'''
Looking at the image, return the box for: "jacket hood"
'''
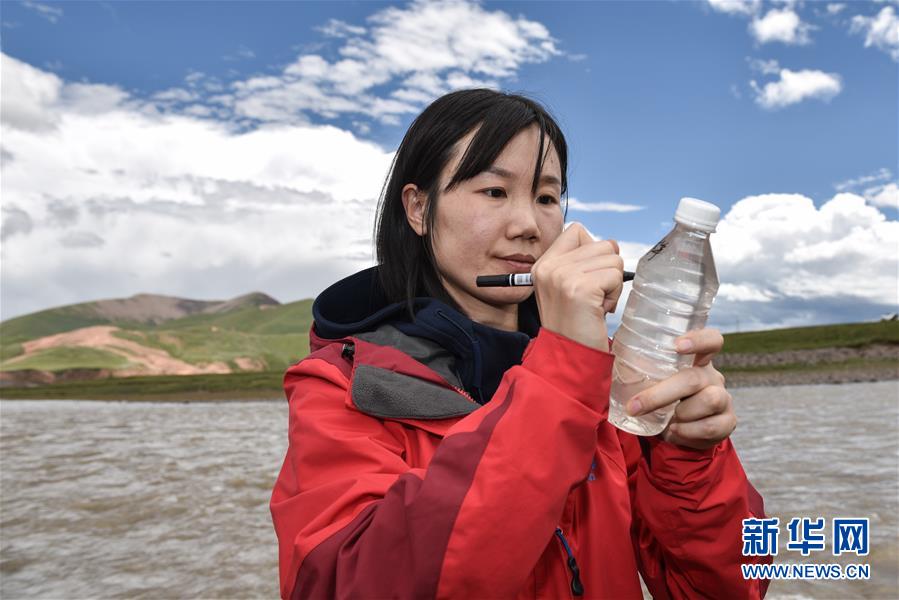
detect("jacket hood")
[311,266,541,404]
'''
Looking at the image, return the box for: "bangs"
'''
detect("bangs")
[444,99,568,198]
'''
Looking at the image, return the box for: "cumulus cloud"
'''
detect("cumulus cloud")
[707,193,898,330]
[706,0,761,16]
[0,52,395,320]
[567,198,645,213]
[138,0,562,129]
[833,168,898,210]
[850,6,899,61]
[750,68,842,109]
[865,182,899,210]
[826,4,847,15]
[749,7,814,45]
[610,192,898,333]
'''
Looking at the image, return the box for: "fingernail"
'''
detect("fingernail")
[676,339,693,352]
[627,398,643,415]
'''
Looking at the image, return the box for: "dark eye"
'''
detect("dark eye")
[484,188,506,198]
[537,195,559,205]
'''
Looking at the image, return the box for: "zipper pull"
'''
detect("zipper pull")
[555,527,584,596]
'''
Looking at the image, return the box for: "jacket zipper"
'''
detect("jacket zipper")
[555,527,584,597]
[342,340,477,405]
[448,383,478,404]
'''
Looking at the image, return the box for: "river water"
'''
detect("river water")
[1,381,897,599]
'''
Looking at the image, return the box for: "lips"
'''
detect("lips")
[498,254,536,272]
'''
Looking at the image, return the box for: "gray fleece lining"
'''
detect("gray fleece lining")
[352,364,479,420]
[354,324,462,389]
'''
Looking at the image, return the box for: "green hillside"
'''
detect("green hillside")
[1,286,896,400]
[720,320,899,354]
[0,292,287,344]
[3,347,134,371]
[0,295,314,376]
[157,298,314,334]
[0,305,129,346]
[109,328,309,373]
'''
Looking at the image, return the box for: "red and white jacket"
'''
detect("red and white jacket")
[271,324,771,599]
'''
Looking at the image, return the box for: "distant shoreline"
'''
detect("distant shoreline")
[1,349,896,401]
[722,363,898,388]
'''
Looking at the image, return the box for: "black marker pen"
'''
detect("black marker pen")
[476,271,635,287]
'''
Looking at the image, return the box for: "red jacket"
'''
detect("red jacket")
[271,326,771,599]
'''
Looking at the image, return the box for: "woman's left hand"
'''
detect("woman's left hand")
[624,328,736,450]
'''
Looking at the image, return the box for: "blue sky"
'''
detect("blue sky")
[1,0,897,331]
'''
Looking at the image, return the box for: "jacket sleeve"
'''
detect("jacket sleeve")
[618,429,773,599]
[270,328,612,600]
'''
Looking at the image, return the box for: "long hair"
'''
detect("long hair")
[373,88,569,318]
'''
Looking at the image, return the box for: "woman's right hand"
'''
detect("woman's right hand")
[530,223,624,352]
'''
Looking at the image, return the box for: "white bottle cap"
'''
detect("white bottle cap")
[674,197,720,232]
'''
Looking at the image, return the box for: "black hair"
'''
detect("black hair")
[373,88,569,318]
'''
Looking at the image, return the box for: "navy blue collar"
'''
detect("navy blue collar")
[312,266,540,403]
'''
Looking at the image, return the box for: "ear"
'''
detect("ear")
[401,183,427,236]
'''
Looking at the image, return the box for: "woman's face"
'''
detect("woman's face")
[405,125,565,320]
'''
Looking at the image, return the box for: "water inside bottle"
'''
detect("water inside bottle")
[609,225,718,436]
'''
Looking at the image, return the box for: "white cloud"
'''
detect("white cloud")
[0,53,395,321]
[850,6,899,61]
[567,198,645,213]
[865,182,899,210]
[750,68,842,109]
[749,7,814,45]
[7,0,561,137]
[21,0,63,23]
[834,168,892,192]
[204,0,560,127]
[317,18,367,38]
[707,0,761,16]
[832,169,898,209]
[0,53,64,132]
[718,283,776,302]
[712,193,899,304]
[608,191,898,332]
[827,4,847,15]
[747,57,781,74]
[611,192,898,332]
[706,193,898,329]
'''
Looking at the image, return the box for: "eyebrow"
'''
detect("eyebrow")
[484,166,561,186]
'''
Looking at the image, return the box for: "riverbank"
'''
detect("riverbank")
[1,346,896,401]
[715,343,899,388]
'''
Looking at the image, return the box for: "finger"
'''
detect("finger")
[541,240,620,275]
[553,259,623,302]
[672,386,732,423]
[540,222,596,259]
[578,252,624,275]
[667,412,737,446]
[626,367,714,416]
[674,328,724,367]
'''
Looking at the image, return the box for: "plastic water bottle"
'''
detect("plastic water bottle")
[609,197,721,436]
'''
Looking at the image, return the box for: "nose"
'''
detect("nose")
[505,195,540,241]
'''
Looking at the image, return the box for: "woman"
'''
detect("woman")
[271,89,771,599]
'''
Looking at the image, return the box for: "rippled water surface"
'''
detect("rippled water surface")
[1,381,897,599]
